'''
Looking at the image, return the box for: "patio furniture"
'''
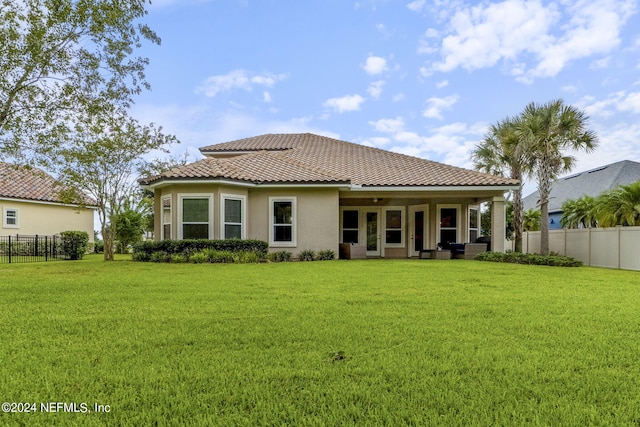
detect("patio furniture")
[453,242,489,260]
[419,249,452,260]
[339,243,367,259]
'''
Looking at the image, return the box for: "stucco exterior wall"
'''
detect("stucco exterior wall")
[0,199,94,240]
[247,187,340,253]
[154,184,340,254]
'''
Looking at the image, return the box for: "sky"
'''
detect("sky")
[132,0,640,196]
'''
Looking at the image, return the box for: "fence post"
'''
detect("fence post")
[35,234,39,259]
[45,235,48,261]
[8,235,11,264]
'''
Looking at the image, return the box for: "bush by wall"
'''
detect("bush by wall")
[132,239,268,263]
[59,231,90,260]
[474,251,583,267]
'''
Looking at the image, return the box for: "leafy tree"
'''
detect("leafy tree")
[472,117,531,252]
[113,198,146,253]
[595,182,640,227]
[523,208,541,231]
[55,105,176,261]
[0,0,158,162]
[560,195,597,229]
[517,100,598,254]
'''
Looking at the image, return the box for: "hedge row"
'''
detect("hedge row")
[132,239,268,262]
[474,251,583,267]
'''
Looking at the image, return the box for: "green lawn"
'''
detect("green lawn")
[1,256,639,426]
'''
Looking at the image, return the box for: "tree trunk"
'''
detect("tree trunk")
[102,223,115,261]
[537,159,553,255]
[513,188,523,253]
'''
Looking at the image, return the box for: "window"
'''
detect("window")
[341,209,359,243]
[162,197,171,240]
[269,197,296,246]
[469,206,479,242]
[221,194,246,239]
[438,205,460,244]
[3,208,18,228]
[385,208,404,246]
[179,195,212,239]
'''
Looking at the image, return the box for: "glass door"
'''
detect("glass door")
[409,204,429,257]
[365,210,381,257]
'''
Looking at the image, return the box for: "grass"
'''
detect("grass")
[1,256,640,426]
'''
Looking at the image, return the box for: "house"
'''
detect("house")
[139,133,519,257]
[0,163,95,239]
[522,160,640,229]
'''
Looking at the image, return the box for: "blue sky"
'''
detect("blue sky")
[133,0,640,195]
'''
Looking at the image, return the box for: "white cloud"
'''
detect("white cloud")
[423,95,460,120]
[323,94,366,113]
[362,55,388,75]
[421,0,635,83]
[263,92,272,103]
[369,117,405,133]
[367,80,385,99]
[196,70,288,97]
[580,90,640,118]
[436,80,449,88]
[392,93,406,102]
[407,0,426,12]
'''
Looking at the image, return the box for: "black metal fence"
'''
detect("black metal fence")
[0,235,64,264]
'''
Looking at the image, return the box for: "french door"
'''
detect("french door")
[364,209,381,257]
[408,205,429,257]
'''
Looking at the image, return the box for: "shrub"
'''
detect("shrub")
[132,239,268,261]
[268,251,291,263]
[299,249,315,261]
[474,251,583,267]
[150,251,169,263]
[189,252,209,264]
[170,254,187,263]
[236,251,264,264]
[59,230,90,260]
[318,250,335,261]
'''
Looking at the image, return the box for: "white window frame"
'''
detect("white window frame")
[220,193,247,240]
[468,205,480,242]
[3,207,19,229]
[177,194,213,240]
[269,196,297,247]
[383,206,405,248]
[437,204,461,244]
[161,196,172,240]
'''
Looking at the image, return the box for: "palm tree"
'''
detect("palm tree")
[560,195,598,228]
[523,208,541,231]
[595,182,640,227]
[472,117,530,252]
[517,100,598,254]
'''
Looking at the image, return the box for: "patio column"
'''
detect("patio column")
[491,196,505,253]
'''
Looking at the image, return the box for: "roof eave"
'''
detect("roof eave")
[347,184,521,192]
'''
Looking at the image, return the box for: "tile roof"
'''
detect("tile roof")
[142,133,519,188]
[0,163,95,205]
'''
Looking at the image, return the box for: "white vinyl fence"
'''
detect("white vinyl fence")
[517,227,640,271]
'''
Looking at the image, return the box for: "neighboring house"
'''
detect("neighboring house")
[139,133,519,257]
[523,160,640,229]
[0,163,95,239]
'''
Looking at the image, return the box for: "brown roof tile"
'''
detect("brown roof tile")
[0,163,96,205]
[141,133,519,188]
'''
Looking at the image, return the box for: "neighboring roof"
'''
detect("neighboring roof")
[0,163,95,206]
[523,160,640,213]
[141,133,519,188]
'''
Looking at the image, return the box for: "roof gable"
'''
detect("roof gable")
[142,133,519,188]
[523,160,640,212]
